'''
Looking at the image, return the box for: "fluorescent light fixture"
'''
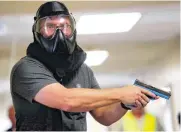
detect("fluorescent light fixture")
[85,50,109,66]
[77,12,141,34]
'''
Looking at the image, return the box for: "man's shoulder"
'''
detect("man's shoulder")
[80,63,92,73]
[79,63,96,80]
[15,56,44,67]
[11,56,47,76]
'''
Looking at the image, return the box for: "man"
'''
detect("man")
[10,1,158,131]
[108,107,164,131]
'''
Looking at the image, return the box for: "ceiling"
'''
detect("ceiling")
[0,1,179,43]
[0,1,180,87]
[0,1,177,14]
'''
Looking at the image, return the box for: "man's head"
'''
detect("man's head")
[33,1,76,54]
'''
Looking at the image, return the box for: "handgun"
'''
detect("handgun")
[134,79,171,100]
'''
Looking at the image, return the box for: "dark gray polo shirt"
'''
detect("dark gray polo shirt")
[10,56,100,131]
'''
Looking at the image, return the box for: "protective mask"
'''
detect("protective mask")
[33,2,77,54]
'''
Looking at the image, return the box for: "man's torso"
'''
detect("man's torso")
[10,56,96,131]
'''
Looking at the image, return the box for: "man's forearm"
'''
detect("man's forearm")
[35,83,124,112]
[64,88,123,112]
[90,103,127,126]
[36,83,153,113]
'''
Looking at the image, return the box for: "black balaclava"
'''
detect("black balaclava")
[33,1,76,54]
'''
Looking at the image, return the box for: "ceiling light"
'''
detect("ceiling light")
[77,12,141,34]
[85,50,109,66]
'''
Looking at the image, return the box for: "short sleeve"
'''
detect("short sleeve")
[86,65,100,89]
[10,57,58,103]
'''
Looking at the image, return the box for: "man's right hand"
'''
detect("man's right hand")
[119,85,158,108]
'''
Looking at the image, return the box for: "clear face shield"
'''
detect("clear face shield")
[35,14,75,39]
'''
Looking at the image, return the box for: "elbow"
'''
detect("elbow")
[106,122,113,126]
[95,116,114,126]
[103,119,120,126]
[99,115,116,126]
[101,121,113,126]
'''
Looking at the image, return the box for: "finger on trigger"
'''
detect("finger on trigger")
[141,93,150,103]
[141,89,156,98]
